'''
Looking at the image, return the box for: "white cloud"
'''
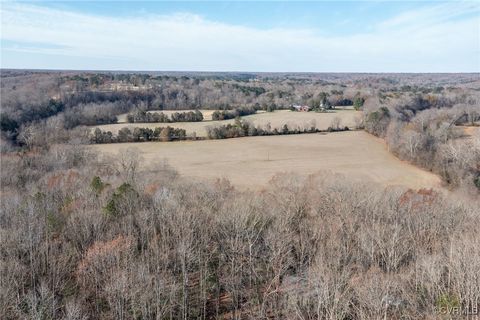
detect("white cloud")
[378,1,478,30]
[1,2,479,72]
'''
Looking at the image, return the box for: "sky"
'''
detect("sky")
[1,1,479,72]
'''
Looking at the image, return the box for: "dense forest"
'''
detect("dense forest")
[1,70,479,319]
[363,93,480,191]
[1,146,479,319]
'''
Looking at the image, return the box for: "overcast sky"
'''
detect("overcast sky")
[1,1,479,72]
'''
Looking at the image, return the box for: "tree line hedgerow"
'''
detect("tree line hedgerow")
[90,118,350,143]
[206,117,350,139]
[126,109,204,123]
[211,106,257,120]
[91,126,188,143]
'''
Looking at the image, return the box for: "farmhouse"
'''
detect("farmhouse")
[292,105,310,112]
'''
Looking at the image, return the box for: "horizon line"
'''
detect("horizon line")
[2,68,480,75]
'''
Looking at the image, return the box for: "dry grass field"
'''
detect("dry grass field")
[91,131,442,189]
[100,109,360,137]
[461,125,480,137]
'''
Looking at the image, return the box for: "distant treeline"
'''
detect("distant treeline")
[126,110,203,123]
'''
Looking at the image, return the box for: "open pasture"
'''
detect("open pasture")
[92,131,442,189]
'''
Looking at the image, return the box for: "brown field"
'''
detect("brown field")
[101,109,361,137]
[91,131,442,190]
[461,125,480,137]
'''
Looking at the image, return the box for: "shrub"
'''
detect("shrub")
[474,175,480,190]
[90,176,106,194]
[353,97,365,110]
[104,183,138,217]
